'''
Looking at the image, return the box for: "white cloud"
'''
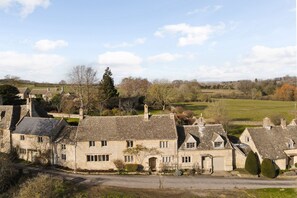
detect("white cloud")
[0,0,50,18]
[34,39,68,51]
[97,51,144,82]
[242,45,296,66]
[104,38,146,49]
[0,51,67,82]
[187,5,223,15]
[155,23,225,46]
[148,53,183,62]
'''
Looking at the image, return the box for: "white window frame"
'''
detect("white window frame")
[89,141,95,147]
[182,156,191,163]
[124,155,134,163]
[126,140,133,148]
[101,140,107,147]
[160,141,168,148]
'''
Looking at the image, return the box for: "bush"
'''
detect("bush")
[186,169,196,176]
[245,151,261,175]
[16,174,70,198]
[125,164,142,172]
[295,163,297,168]
[174,169,184,176]
[113,159,125,173]
[261,158,278,178]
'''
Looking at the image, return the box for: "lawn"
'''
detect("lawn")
[175,99,296,122]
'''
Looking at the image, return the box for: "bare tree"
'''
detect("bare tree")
[68,65,98,114]
[118,77,151,97]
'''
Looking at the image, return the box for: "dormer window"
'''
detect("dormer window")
[214,141,223,148]
[186,142,196,148]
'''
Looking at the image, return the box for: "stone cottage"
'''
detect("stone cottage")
[239,117,297,170]
[177,117,233,172]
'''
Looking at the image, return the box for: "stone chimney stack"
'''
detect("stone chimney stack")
[26,98,33,117]
[263,117,273,130]
[144,104,149,121]
[281,118,287,129]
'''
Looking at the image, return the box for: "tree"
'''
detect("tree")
[98,67,119,109]
[0,85,21,105]
[118,77,151,97]
[146,81,177,110]
[245,151,261,175]
[68,65,98,114]
[261,158,278,178]
[204,100,230,128]
[51,94,64,113]
[274,83,296,101]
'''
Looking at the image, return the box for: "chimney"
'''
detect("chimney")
[263,117,273,130]
[79,107,84,121]
[197,115,206,133]
[281,118,287,129]
[26,98,33,117]
[144,104,149,121]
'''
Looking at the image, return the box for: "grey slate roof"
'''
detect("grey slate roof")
[177,124,232,150]
[246,125,297,160]
[76,114,177,141]
[13,117,67,138]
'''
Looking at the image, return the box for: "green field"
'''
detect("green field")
[175,99,296,122]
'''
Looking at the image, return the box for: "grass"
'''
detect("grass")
[76,186,297,198]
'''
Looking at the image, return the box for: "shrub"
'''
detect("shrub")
[261,158,278,178]
[245,151,261,175]
[113,159,125,173]
[16,174,69,198]
[174,169,184,176]
[186,169,196,176]
[125,164,139,172]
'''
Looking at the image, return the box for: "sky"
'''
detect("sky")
[0,0,296,84]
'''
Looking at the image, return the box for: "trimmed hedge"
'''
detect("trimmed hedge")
[261,158,277,178]
[124,164,143,172]
[245,151,261,175]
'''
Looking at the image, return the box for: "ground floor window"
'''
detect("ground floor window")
[162,156,172,163]
[182,156,191,163]
[124,155,134,163]
[61,154,66,160]
[86,154,109,162]
[19,148,26,154]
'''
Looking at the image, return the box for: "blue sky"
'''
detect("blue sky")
[0,0,296,83]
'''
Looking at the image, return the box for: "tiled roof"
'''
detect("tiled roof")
[0,105,28,130]
[55,126,77,144]
[76,114,177,141]
[177,124,232,150]
[246,125,297,160]
[13,117,66,138]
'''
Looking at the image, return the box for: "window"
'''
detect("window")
[20,135,25,141]
[61,154,66,160]
[38,136,43,143]
[186,142,196,148]
[126,140,133,148]
[89,141,95,147]
[214,141,223,148]
[19,148,26,154]
[86,154,109,162]
[124,155,134,163]
[101,140,107,147]
[61,144,66,150]
[182,156,191,163]
[162,156,171,163]
[245,136,249,142]
[160,141,168,148]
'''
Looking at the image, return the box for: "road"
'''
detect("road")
[24,166,297,190]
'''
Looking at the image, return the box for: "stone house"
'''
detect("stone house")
[177,117,233,172]
[58,110,178,171]
[239,117,297,170]
[29,87,63,101]
[17,87,30,99]
[12,117,67,163]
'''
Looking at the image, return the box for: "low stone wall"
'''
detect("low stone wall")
[48,113,80,119]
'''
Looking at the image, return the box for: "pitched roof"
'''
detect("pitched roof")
[245,125,297,160]
[0,105,28,130]
[55,126,77,144]
[76,114,177,141]
[17,87,29,94]
[13,117,66,138]
[177,124,232,150]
